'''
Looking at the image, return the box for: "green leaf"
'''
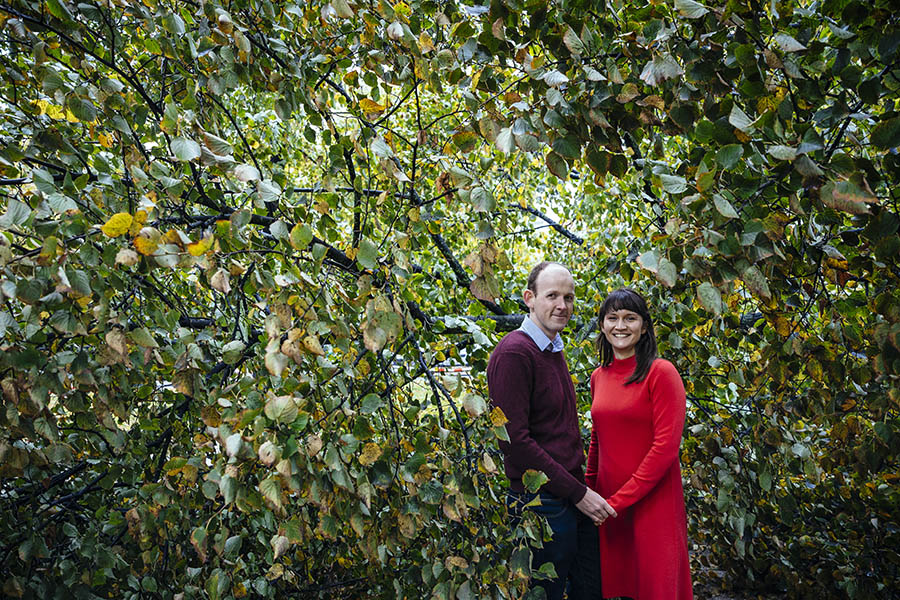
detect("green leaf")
[363,310,402,351]
[495,127,514,154]
[129,327,159,348]
[563,27,584,55]
[656,258,678,287]
[767,145,797,161]
[46,0,75,21]
[697,282,723,315]
[332,0,355,18]
[172,137,201,162]
[793,155,824,178]
[716,144,744,169]
[449,167,472,188]
[0,199,31,229]
[728,105,754,132]
[202,132,234,156]
[219,475,237,504]
[360,393,384,414]
[265,395,299,424]
[713,194,739,219]
[543,70,569,87]
[67,97,96,123]
[222,340,246,364]
[871,117,900,149]
[639,54,684,86]
[674,0,709,18]
[258,180,281,203]
[660,174,687,194]
[827,22,855,40]
[269,220,289,242]
[470,187,496,212]
[371,136,394,158]
[774,33,806,53]
[357,237,378,269]
[260,476,283,509]
[462,393,487,417]
[637,250,659,272]
[67,269,91,296]
[452,131,479,153]
[233,163,261,182]
[742,265,771,300]
[162,12,186,35]
[290,223,313,249]
[791,443,810,459]
[522,469,549,492]
[515,133,541,152]
[225,433,243,457]
[759,469,772,492]
[820,181,876,214]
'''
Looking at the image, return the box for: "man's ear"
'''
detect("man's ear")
[522,288,534,309]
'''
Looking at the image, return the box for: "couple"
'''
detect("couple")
[487,262,692,600]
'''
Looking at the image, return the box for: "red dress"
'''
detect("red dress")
[587,356,693,600]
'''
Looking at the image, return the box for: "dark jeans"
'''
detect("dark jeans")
[508,492,602,600]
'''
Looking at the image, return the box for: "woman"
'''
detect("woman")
[586,288,692,599]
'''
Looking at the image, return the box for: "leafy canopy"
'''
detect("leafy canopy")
[1,0,899,598]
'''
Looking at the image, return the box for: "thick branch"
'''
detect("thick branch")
[516,205,584,245]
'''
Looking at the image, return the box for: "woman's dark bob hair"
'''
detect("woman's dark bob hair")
[594,288,658,384]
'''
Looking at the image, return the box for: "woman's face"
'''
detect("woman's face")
[601,308,646,359]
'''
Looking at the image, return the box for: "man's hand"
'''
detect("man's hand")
[575,488,617,526]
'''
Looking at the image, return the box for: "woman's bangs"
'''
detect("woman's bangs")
[601,289,645,316]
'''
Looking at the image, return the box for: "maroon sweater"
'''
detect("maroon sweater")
[486,330,587,502]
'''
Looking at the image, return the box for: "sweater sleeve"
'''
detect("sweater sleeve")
[488,346,587,503]
[585,371,599,491]
[607,360,686,512]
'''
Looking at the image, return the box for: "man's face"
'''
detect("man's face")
[523,265,575,339]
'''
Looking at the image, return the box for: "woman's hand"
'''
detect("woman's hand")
[575,488,617,526]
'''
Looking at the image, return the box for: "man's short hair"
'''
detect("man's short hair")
[526,261,568,293]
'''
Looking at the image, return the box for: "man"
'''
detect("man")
[487,261,616,600]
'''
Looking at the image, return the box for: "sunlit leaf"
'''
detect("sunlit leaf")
[697,282,723,315]
[674,0,709,18]
[101,213,133,237]
[172,137,201,162]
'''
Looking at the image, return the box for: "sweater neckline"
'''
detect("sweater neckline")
[608,354,638,372]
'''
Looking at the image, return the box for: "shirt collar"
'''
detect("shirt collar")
[519,316,564,353]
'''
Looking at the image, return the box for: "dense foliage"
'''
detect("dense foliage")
[1,0,898,598]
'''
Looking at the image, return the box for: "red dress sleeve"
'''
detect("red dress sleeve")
[585,372,599,490]
[607,360,686,512]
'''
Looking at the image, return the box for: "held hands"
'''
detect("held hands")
[575,488,617,526]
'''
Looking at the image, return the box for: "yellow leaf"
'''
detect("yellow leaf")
[133,209,148,226]
[418,31,435,53]
[133,228,160,255]
[489,406,508,427]
[303,335,325,356]
[187,235,214,256]
[445,556,469,569]
[769,314,791,336]
[442,500,461,522]
[100,213,133,237]
[358,442,382,466]
[470,68,482,90]
[397,513,415,538]
[359,98,386,113]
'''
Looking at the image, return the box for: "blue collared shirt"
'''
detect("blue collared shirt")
[519,315,565,353]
